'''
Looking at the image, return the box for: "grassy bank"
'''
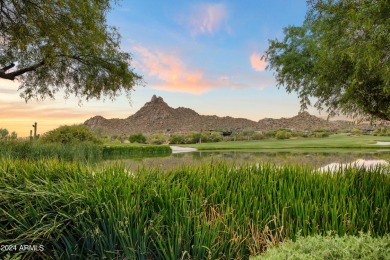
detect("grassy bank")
[1,159,388,259]
[183,134,390,150]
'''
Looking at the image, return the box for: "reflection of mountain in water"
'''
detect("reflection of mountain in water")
[318,159,389,173]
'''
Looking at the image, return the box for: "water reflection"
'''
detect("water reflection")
[318,159,389,173]
[104,150,390,171]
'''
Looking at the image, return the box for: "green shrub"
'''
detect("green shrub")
[40,125,102,144]
[128,133,147,144]
[311,131,330,138]
[275,130,292,140]
[188,132,203,143]
[291,131,306,138]
[372,128,390,136]
[351,129,363,135]
[380,128,389,136]
[148,134,168,145]
[184,132,221,143]
[251,132,265,140]
[265,130,276,138]
[169,135,186,144]
[208,132,222,142]
[253,232,390,260]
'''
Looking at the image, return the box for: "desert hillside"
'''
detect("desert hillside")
[84,95,357,134]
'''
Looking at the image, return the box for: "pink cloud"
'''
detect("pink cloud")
[186,3,229,36]
[250,53,267,71]
[132,46,274,94]
[133,45,222,94]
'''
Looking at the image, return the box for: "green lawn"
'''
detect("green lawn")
[182,134,390,150]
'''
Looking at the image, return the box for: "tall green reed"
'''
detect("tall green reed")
[0,141,102,162]
[0,159,388,259]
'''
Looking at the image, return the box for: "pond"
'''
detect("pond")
[104,149,390,171]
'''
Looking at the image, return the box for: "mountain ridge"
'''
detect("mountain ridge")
[84,95,355,134]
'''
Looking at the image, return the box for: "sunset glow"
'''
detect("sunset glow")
[1,1,312,136]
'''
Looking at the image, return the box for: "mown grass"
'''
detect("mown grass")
[0,159,389,259]
[184,134,390,150]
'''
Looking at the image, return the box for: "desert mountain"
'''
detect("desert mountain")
[257,111,352,131]
[84,95,353,134]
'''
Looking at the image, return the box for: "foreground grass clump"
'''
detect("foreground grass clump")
[252,232,390,260]
[0,159,389,259]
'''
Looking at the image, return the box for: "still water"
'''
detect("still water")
[105,150,390,171]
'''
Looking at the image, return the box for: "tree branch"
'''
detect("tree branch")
[0,63,15,72]
[0,61,44,80]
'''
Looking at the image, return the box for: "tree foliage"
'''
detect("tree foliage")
[264,0,390,121]
[40,125,102,144]
[0,128,9,140]
[0,0,141,101]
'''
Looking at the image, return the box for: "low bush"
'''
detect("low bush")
[372,128,390,136]
[169,132,222,144]
[351,129,363,136]
[208,132,222,142]
[253,232,390,260]
[251,132,265,140]
[128,133,147,144]
[169,135,186,144]
[148,134,169,145]
[311,131,330,138]
[265,130,276,138]
[275,130,292,140]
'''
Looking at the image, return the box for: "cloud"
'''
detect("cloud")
[133,45,221,94]
[132,45,275,94]
[250,53,267,71]
[184,3,229,36]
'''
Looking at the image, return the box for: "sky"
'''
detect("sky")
[0,0,324,137]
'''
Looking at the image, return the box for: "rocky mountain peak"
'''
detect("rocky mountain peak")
[150,95,164,103]
[297,111,311,117]
[84,95,356,134]
[131,95,174,120]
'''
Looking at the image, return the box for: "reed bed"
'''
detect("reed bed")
[0,142,172,162]
[0,142,102,162]
[0,159,389,259]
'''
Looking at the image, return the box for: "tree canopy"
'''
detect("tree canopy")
[0,0,141,101]
[264,0,390,121]
[40,124,102,144]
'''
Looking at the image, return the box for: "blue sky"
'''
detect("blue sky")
[1,0,319,136]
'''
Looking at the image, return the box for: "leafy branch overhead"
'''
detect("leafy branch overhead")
[0,0,142,101]
[264,0,390,121]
